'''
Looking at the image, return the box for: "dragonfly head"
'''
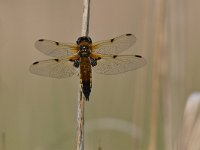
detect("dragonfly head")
[76,36,92,45]
[77,36,92,57]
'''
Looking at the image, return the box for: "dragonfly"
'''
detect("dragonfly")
[29,34,146,100]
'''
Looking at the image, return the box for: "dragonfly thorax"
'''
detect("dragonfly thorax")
[79,45,91,57]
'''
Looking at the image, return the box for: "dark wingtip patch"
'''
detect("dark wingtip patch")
[38,39,44,42]
[55,42,59,45]
[126,33,132,36]
[135,55,142,58]
[110,38,114,43]
[54,59,59,62]
[113,55,117,58]
[33,61,39,65]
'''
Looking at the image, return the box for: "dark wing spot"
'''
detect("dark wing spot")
[38,39,44,42]
[135,55,142,58]
[33,61,39,65]
[110,38,114,43]
[113,55,117,58]
[55,41,59,45]
[54,59,59,62]
[95,57,101,60]
[96,57,101,60]
[126,33,132,36]
[69,58,74,62]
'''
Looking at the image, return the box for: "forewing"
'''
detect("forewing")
[93,55,146,75]
[29,58,78,78]
[92,34,136,55]
[35,39,77,57]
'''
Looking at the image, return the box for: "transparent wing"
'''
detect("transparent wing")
[35,39,77,57]
[92,34,136,55]
[29,58,78,78]
[93,55,146,75]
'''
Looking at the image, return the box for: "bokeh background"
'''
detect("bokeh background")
[0,0,200,150]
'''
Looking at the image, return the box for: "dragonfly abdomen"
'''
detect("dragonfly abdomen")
[80,57,92,100]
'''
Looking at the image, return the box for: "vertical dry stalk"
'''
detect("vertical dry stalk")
[77,91,85,150]
[148,0,166,150]
[162,0,186,149]
[1,132,6,150]
[82,0,90,37]
[77,0,90,150]
[175,93,200,150]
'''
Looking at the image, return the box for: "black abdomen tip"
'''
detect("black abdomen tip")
[82,80,91,101]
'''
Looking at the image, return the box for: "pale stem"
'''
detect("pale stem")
[77,0,90,150]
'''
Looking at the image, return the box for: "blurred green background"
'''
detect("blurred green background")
[0,0,200,150]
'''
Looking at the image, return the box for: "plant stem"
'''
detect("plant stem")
[77,0,90,150]
[77,91,85,150]
[81,0,90,36]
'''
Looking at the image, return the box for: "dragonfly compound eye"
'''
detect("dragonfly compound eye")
[76,36,92,45]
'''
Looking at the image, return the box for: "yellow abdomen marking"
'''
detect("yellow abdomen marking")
[80,57,92,100]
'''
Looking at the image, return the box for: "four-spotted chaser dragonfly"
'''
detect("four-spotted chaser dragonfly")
[29,34,146,100]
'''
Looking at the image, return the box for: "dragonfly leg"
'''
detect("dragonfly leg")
[90,58,97,67]
[73,60,80,68]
